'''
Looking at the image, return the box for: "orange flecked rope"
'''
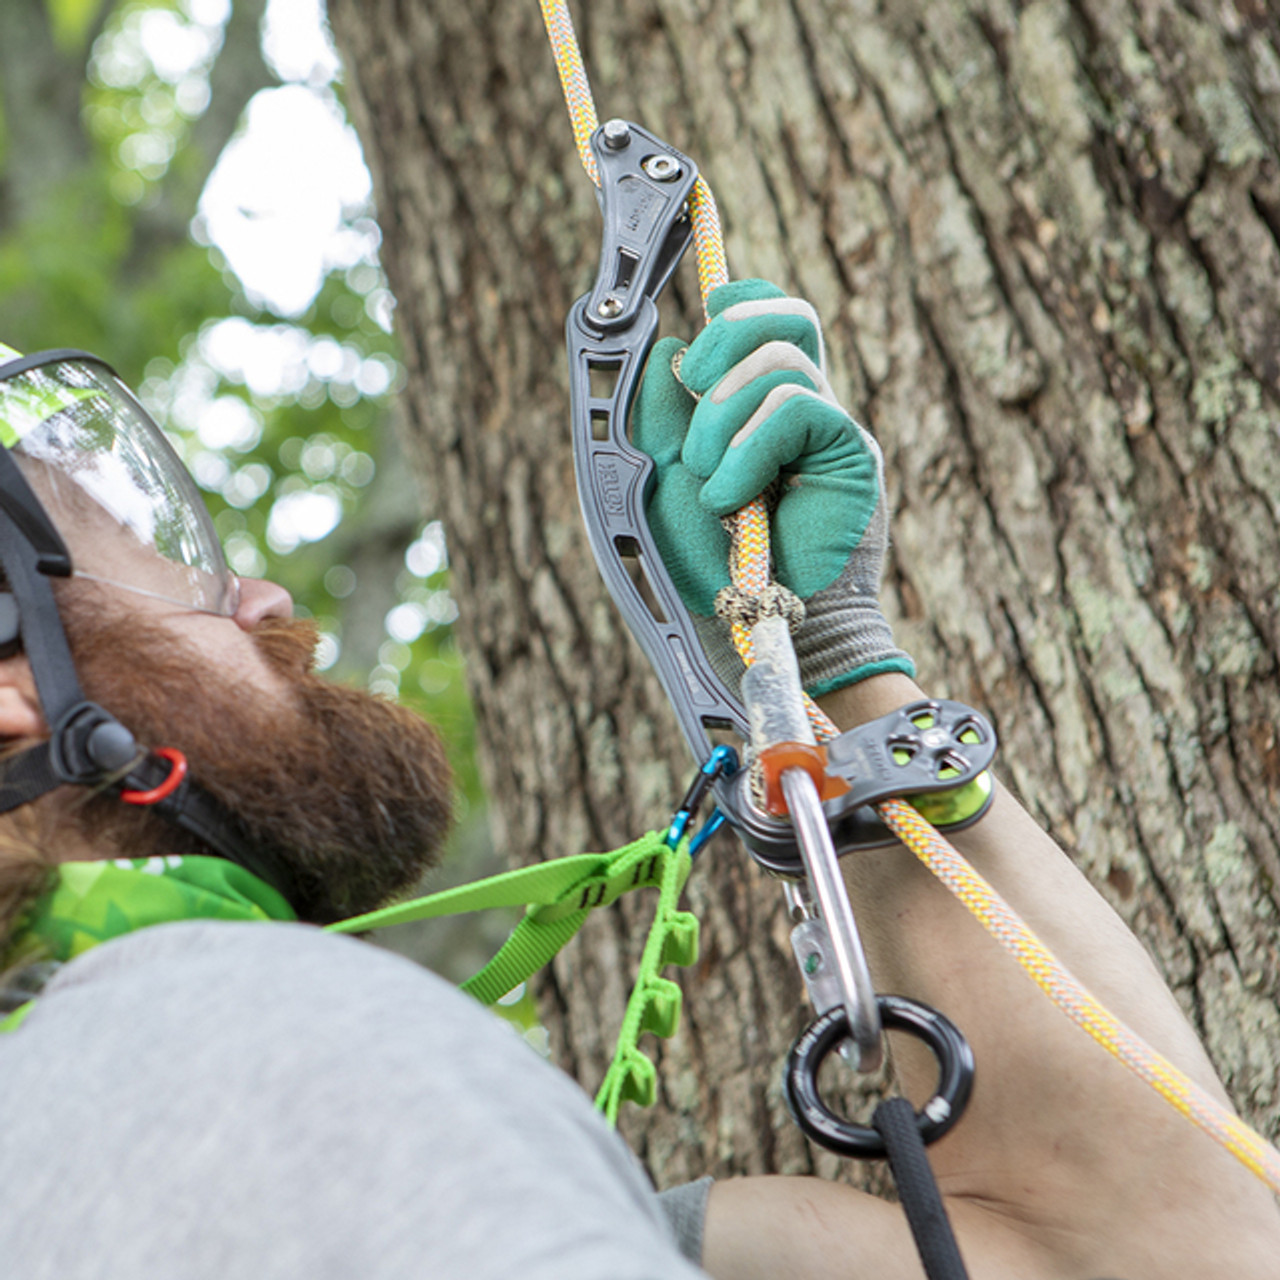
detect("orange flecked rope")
[880,796,1280,1190]
[538,0,1280,1196]
[688,177,729,303]
[538,0,726,319]
[538,0,598,182]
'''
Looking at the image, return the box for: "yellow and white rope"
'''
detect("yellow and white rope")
[689,177,729,304]
[879,796,1280,1190]
[539,0,726,319]
[538,0,599,185]
[538,0,1280,1196]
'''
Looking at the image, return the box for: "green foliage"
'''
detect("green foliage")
[44,0,111,54]
[0,0,483,818]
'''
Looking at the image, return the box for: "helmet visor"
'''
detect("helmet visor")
[0,354,240,617]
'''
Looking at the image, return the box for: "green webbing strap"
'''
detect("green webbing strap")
[0,836,698,1123]
[326,829,699,1120]
[0,1001,34,1033]
[594,830,696,1123]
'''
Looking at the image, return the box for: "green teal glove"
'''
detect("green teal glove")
[632,279,915,698]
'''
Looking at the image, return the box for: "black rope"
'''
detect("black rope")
[872,1096,970,1280]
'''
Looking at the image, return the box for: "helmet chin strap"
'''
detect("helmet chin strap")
[0,479,301,910]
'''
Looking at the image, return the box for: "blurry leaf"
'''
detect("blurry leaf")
[2,0,486,833]
[44,0,110,54]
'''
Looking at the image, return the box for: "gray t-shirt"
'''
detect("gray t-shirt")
[0,920,710,1279]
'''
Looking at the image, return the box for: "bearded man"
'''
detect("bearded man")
[0,318,1275,1280]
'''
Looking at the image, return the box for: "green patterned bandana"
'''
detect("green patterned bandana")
[4,855,295,977]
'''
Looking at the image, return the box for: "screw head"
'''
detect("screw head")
[597,295,624,319]
[601,119,631,150]
[87,721,138,771]
[642,154,682,182]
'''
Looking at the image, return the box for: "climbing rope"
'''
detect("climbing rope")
[539,0,1280,1196]
[539,0,728,309]
[878,795,1280,1190]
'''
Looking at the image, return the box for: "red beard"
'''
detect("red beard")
[40,604,456,925]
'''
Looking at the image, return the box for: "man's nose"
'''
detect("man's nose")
[233,578,294,630]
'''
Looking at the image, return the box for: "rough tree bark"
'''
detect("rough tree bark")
[329,0,1280,1190]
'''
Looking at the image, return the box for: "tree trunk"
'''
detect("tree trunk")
[328,0,1280,1188]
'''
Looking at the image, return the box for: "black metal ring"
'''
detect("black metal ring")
[784,994,975,1159]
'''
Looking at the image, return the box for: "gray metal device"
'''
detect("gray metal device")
[564,121,997,869]
[565,125,754,798]
[565,121,820,864]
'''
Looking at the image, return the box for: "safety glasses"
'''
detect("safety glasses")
[0,350,240,618]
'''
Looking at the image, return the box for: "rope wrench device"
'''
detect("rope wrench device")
[565,119,991,1157]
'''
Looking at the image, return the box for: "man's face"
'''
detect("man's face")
[0,379,454,932]
[46,576,456,925]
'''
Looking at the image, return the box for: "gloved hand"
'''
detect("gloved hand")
[631,279,914,698]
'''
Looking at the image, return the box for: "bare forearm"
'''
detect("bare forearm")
[801,673,1280,1276]
[817,673,1222,1107]
[704,676,1279,1280]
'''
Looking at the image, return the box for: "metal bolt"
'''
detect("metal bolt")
[87,721,139,771]
[597,295,624,319]
[602,119,632,150]
[642,154,682,182]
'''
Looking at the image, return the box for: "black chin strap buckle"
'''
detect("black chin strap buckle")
[49,702,141,785]
[0,702,141,817]
[0,703,302,914]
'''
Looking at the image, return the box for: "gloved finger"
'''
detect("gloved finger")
[772,470,881,598]
[680,289,827,396]
[681,340,834,477]
[705,278,790,320]
[704,339,836,408]
[630,336,693,467]
[697,388,870,514]
[645,463,730,616]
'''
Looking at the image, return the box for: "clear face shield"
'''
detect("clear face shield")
[0,351,240,618]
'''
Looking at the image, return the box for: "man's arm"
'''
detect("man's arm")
[702,673,1280,1280]
[633,280,1279,1278]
